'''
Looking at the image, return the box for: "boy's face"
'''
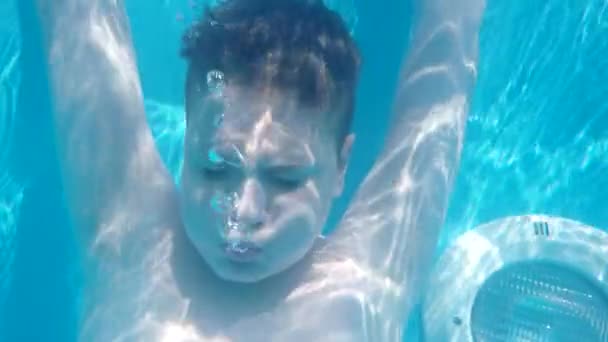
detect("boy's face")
[179,76,353,283]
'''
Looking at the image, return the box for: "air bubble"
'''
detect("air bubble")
[187,30,200,41]
[227,210,240,232]
[213,113,225,127]
[209,191,238,214]
[207,147,224,165]
[207,70,225,96]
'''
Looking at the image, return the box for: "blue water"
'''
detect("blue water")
[1,0,607,341]
[443,1,608,250]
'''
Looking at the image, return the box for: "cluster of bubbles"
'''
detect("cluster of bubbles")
[209,190,247,240]
[204,69,252,242]
[206,69,225,95]
[147,63,250,248]
[206,69,226,127]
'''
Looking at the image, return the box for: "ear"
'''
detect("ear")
[333,133,356,197]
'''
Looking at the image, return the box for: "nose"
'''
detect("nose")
[235,178,267,228]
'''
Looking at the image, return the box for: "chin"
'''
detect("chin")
[219,272,269,283]
[211,261,276,283]
[210,251,307,284]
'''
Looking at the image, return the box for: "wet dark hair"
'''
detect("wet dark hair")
[181,0,361,143]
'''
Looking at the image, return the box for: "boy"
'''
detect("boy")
[35,0,484,340]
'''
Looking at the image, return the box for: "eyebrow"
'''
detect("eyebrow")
[265,164,319,179]
[209,139,316,168]
[259,150,316,167]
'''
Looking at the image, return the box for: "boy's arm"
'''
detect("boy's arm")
[323,0,485,318]
[36,0,177,254]
[36,0,183,341]
[35,1,184,339]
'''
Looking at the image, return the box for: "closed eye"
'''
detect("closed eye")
[265,166,316,187]
[202,164,228,179]
[273,175,304,187]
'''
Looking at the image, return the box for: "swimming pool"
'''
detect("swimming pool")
[1,0,607,341]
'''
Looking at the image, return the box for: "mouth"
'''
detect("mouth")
[222,240,263,262]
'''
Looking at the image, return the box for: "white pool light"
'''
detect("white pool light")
[422,215,608,341]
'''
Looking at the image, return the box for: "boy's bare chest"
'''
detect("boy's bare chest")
[177,290,367,342]
[177,265,372,342]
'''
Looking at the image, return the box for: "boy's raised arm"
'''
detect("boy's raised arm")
[325,0,485,324]
[35,1,185,339]
[35,0,176,251]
